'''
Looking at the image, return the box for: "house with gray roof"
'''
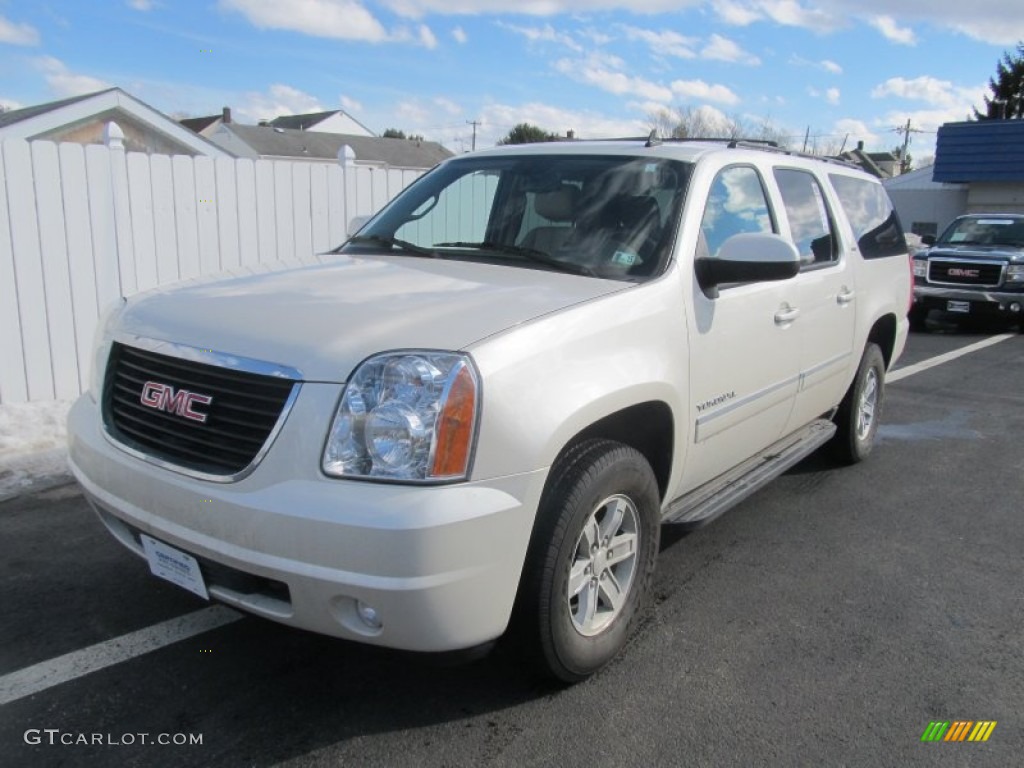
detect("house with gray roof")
[0,87,228,157]
[268,109,374,136]
[209,123,452,171]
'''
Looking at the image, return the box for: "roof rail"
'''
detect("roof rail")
[575,135,863,169]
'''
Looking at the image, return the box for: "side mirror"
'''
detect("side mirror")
[695,232,801,298]
[921,235,936,246]
[347,215,370,237]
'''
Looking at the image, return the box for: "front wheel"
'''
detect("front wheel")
[515,440,660,683]
[830,343,886,465]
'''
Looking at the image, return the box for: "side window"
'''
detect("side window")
[774,169,837,265]
[829,173,907,259]
[698,166,774,259]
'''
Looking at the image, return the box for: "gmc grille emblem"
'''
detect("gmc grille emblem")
[140,381,213,423]
[947,267,981,278]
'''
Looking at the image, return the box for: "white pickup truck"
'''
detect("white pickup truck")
[68,138,911,682]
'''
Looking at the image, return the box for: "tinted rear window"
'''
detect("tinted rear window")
[829,174,907,259]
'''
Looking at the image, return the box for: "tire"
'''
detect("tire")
[830,343,886,465]
[908,305,929,332]
[515,439,660,683]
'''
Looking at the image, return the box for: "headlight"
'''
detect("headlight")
[1006,264,1024,283]
[912,259,928,278]
[88,297,127,401]
[322,352,480,482]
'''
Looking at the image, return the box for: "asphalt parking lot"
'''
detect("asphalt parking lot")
[2,325,1022,768]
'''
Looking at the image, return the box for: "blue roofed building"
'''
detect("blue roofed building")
[932,119,1024,214]
[886,119,1024,241]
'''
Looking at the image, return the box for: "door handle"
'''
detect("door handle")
[774,306,801,325]
[837,288,856,306]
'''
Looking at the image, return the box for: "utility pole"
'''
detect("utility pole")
[466,119,480,152]
[894,119,926,174]
[802,125,810,153]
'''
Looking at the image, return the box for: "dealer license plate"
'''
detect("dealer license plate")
[140,534,209,600]
[947,300,971,313]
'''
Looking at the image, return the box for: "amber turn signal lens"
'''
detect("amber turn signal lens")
[431,365,477,479]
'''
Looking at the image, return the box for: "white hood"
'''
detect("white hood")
[117,254,627,381]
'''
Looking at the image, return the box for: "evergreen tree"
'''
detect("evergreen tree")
[497,123,558,144]
[974,43,1024,119]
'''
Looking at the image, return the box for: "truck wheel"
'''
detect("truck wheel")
[908,305,929,332]
[517,439,660,683]
[830,343,886,465]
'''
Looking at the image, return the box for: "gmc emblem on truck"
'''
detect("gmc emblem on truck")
[947,267,981,278]
[140,381,213,423]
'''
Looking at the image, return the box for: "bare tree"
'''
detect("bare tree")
[649,107,791,147]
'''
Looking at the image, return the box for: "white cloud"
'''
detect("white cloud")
[34,57,110,97]
[127,0,156,10]
[701,33,760,65]
[500,22,582,52]
[418,24,437,48]
[821,59,842,74]
[397,99,430,125]
[869,15,916,46]
[945,14,1024,46]
[555,56,674,103]
[715,1,762,25]
[757,0,841,32]
[0,98,24,111]
[0,15,40,45]
[434,96,462,116]
[237,83,324,121]
[220,0,389,42]
[340,94,362,112]
[826,87,840,105]
[871,76,983,110]
[670,79,740,105]
[452,25,467,44]
[621,25,697,59]
[833,118,879,148]
[478,101,647,147]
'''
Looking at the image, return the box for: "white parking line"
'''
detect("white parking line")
[888,333,1015,383]
[0,605,240,706]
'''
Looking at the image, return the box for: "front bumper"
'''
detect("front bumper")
[914,284,1024,314]
[68,389,546,652]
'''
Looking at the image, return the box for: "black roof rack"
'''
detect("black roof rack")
[586,134,860,169]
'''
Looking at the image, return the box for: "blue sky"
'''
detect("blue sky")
[0,1,1019,162]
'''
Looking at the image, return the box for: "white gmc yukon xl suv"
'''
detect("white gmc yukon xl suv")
[68,139,911,682]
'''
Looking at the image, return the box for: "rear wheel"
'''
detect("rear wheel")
[515,439,660,683]
[830,343,886,465]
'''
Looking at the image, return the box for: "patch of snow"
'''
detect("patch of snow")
[0,400,74,502]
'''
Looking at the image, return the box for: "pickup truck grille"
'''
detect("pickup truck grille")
[927,259,1004,287]
[102,342,298,478]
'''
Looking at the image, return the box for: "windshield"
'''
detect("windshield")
[341,154,692,281]
[937,217,1024,248]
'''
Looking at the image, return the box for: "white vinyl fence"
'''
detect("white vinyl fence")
[0,138,422,404]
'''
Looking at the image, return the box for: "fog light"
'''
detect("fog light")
[356,600,382,630]
[1010,302,1022,313]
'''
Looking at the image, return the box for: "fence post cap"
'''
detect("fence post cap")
[103,121,125,150]
[337,144,355,167]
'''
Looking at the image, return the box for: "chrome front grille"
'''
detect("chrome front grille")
[103,342,299,479]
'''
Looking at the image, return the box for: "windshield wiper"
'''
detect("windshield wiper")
[347,234,438,258]
[432,241,595,277]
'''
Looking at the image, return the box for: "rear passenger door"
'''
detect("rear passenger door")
[773,167,857,434]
